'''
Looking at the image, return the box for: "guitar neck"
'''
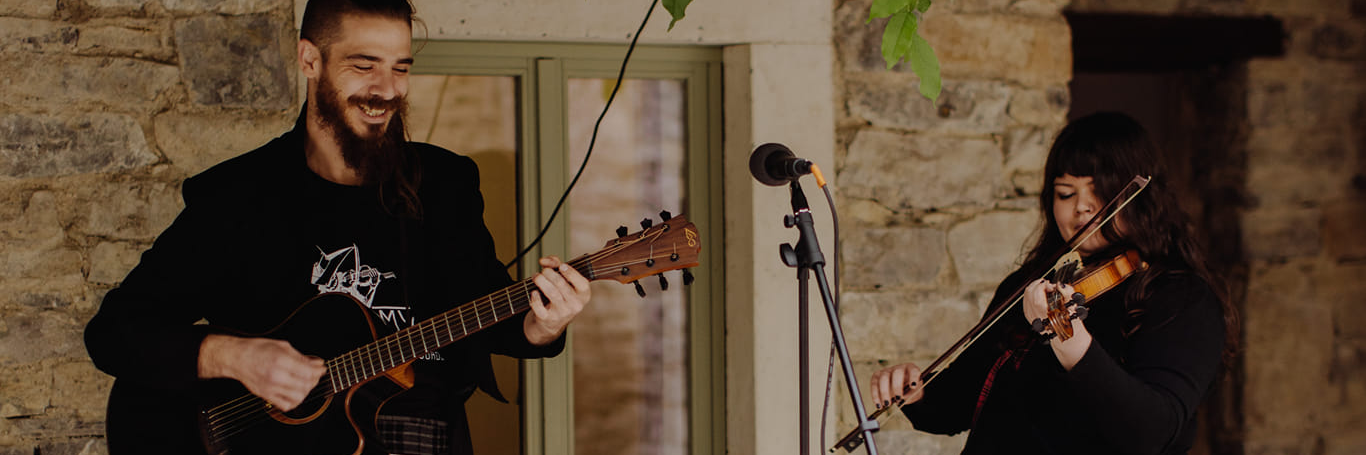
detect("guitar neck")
[323,258,594,392]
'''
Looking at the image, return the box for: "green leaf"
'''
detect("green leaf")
[917,0,932,13]
[663,0,691,31]
[908,32,942,104]
[880,10,918,70]
[869,0,913,22]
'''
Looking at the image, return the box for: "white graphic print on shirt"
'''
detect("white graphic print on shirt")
[311,244,443,361]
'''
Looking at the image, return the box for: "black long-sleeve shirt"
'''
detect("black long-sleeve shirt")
[904,267,1225,455]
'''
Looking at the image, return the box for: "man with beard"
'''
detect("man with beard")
[82,1,591,454]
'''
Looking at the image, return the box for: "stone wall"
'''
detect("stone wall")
[0,1,297,453]
[832,0,1072,452]
[834,0,1366,454]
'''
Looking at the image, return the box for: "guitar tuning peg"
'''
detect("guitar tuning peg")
[640,218,653,229]
[633,280,647,298]
[659,210,672,221]
[616,226,629,237]
[658,274,669,291]
[682,269,695,286]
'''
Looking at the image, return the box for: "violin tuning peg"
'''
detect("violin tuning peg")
[633,280,646,298]
[682,269,695,286]
[1071,292,1085,306]
[640,218,653,229]
[616,226,629,238]
[659,210,672,221]
[1073,306,1089,321]
[658,274,669,291]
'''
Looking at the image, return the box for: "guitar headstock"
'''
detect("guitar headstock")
[579,212,701,285]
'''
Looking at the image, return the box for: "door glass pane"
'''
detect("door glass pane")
[406,74,522,455]
[568,78,689,455]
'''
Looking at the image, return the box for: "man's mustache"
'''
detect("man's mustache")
[349,94,404,112]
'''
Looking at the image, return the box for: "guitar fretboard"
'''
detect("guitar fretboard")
[321,260,594,393]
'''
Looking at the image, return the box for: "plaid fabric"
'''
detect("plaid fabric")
[376,415,450,455]
[970,348,1025,428]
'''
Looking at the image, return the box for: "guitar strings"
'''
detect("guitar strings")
[202,230,692,442]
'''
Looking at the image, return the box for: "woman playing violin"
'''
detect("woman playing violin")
[868,112,1238,454]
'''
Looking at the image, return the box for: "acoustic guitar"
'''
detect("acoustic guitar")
[108,214,701,455]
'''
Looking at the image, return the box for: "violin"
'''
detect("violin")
[830,175,1152,453]
[1032,249,1146,341]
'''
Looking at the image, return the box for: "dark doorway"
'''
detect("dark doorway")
[1065,11,1285,455]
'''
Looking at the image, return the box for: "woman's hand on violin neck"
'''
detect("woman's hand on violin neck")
[1023,279,1092,370]
[869,362,926,410]
[1022,279,1069,324]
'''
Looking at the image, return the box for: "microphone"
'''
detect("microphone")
[749,143,813,186]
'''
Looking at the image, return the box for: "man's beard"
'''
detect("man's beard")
[313,73,410,186]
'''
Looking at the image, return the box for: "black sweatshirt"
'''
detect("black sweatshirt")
[84,115,563,454]
[903,266,1225,455]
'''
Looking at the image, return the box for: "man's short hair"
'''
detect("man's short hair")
[300,0,415,56]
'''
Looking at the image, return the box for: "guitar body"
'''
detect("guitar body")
[107,293,412,455]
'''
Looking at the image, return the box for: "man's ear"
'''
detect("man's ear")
[299,39,322,79]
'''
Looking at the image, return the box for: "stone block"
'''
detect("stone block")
[0,311,85,365]
[1307,20,1366,61]
[154,110,294,176]
[1245,127,1354,207]
[1066,0,1184,14]
[947,210,1038,286]
[4,55,179,110]
[0,0,56,17]
[841,291,985,361]
[1323,263,1366,340]
[1240,207,1322,260]
[843,227,947,288]
[843,198,898,227]
[1247,60,1366,130]
[0,191,85,292]
[0,18,77,53]
[161,0,286,15]
[0,362,50,418]
[1006,85,1068,126]
[840,129,1005,209]
[74,22,173,62]
[1004,126,1055,193]
[1244,261,1335,435]
[174,15,293,109]
[1322,202,1366,262]
[835,2,1072,86]
[68,179,182,240]
[88,241,145,285]
[48,362,113,422]
[1249,0,1353,17]
[846,73,1011,135]
[0,113,157,179]
[35,440,108,455]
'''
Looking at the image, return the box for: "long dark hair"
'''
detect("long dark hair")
[1021,112,1238,365]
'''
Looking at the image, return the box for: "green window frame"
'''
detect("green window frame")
[411,41,725,455]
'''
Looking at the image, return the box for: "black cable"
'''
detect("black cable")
[819,184,843,452]
[506,0,661,270]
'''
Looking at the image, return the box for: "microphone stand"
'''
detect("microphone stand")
[779,180,879,455]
